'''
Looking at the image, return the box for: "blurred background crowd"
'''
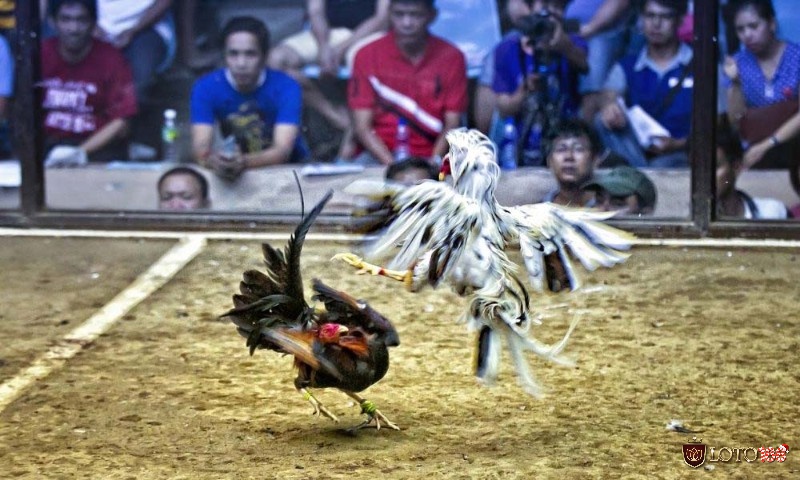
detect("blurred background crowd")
[0,0,799,218]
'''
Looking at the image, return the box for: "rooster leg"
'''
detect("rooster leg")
[343,391,400,431]
[299,388,339,423]
[332,253,412,289]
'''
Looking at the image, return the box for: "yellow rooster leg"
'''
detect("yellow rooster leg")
[299,388,339,423]
[344,391,400,431]
[332,253,413,289]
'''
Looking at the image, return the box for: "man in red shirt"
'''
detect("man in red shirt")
[41,0,138,165]
[347,0,467,166]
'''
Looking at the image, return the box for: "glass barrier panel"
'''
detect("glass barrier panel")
[717,0,800,221]
[33,0,717,222]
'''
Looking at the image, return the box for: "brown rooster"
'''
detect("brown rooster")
[223,190,400,430]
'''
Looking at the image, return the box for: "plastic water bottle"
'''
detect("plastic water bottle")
[499,118,518,170]
[394,117,410,162]
[161,109,178,163]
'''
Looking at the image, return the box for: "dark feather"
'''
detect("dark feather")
[312,279,400,347]
[475,325,493,379]
[221,191,333,350]
[283,190,334,301]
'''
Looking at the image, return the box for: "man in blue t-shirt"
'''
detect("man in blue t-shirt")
[595,0,692,168]
[191,16,306,179]
[492,0,588,166]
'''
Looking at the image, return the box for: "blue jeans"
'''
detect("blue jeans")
[579,25,629,94]
[123,27,168,104]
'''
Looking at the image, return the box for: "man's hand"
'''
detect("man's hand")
[207,136,245,180]
[600,102,627,130]
[548,20,570,54]
[318,44,343,76]
[743,139,771,170]
[646,136,684,155]
[110,28,136,49]
[523,72,542,92]
[44,145,88,168]
[206,151,246,180]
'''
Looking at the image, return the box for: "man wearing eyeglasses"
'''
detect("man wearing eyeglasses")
[594,0,692,168]
[541,118,601,207]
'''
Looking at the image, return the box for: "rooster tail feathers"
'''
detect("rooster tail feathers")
[282,189,334,301]
[520,315,580,368]
[475,326,501,387]
[222,293,297,319]
[504,330,544,398]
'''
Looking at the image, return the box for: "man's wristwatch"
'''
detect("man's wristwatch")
[770,135,780,147]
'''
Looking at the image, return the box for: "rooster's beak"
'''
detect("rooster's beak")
[336,325,349,335]
[438,155,451,181]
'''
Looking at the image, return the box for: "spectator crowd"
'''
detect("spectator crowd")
[0,0,798,217]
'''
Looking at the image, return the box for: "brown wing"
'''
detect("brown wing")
[312,279,400,347]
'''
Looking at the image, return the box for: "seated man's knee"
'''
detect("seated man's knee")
[268,45,304,71]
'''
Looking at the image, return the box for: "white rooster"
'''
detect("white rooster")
[335,128,634,397]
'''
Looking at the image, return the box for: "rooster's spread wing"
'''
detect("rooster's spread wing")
[502,203,635,292]
[362,180,482,286]
[312,279,400,347]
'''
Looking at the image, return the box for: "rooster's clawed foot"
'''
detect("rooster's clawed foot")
[300,388,339,423]
[332,253,412,288]
[342,393,400,432]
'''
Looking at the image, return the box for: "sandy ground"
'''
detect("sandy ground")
[0,237,798,479]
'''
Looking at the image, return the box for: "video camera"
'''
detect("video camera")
[518,9,580,47]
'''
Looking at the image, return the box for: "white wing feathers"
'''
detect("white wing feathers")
[363,181,481,273]
[504,203,635,292]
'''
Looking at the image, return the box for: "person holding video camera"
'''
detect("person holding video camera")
[594,0,692,168]
[492,0,588,167]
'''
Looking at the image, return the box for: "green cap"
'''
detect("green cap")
[583,166,657,209]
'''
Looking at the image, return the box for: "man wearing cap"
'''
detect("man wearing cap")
[583,165,657,215]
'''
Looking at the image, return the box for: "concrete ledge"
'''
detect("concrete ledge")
[4,163,786,218]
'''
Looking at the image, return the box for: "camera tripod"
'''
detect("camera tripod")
[515,51,564,167]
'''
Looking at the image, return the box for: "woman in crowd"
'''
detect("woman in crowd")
[723,0,800,169]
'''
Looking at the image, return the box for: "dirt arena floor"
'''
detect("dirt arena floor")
[0,235,798,479]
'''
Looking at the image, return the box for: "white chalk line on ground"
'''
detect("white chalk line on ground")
[0,229,358,243]
[0,236,207,413]
[1,228,800,249]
